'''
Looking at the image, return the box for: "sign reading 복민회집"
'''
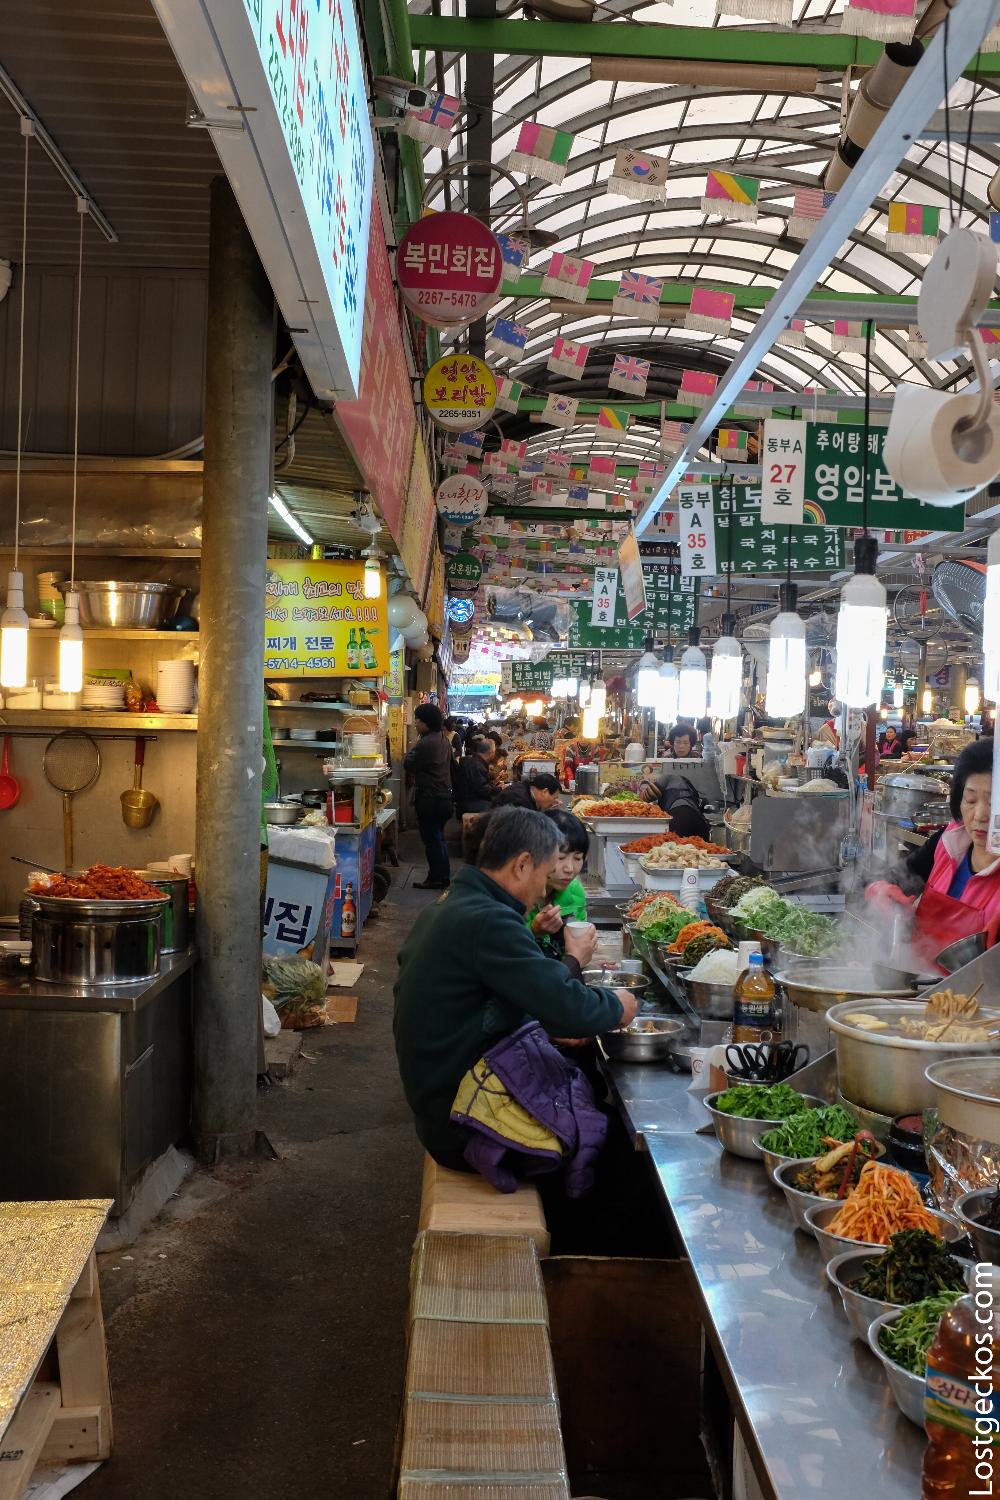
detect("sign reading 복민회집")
[159,0,374,399]
[761,419,967,532]
[423,355,497,432]
[397,212,503,328]
[265,560,388,677]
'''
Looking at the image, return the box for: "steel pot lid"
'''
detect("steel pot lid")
[924,1056,1000,1103]
[880,772,949,793]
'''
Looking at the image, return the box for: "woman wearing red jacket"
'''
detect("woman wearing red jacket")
[868,739,1000,958]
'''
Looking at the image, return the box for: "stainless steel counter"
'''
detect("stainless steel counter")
[603,1058,925,1499]
[0,945,195,1011]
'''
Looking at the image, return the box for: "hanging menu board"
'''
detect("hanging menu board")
[568,570,698,647]
[716,482,845,574]
[761,421,967,532]
[501,652,592,694]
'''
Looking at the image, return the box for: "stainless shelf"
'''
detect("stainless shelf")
[272,740,341,751]
[0,711,197,731]
[267,701,354,712]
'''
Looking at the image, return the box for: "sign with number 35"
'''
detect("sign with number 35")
[677,486,718,579]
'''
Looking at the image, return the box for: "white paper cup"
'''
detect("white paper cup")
[167,853,193,877]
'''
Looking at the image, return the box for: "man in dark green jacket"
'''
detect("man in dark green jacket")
[394,807,637,1166]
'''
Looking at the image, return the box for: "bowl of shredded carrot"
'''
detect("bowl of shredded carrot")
[804,1160,963,1265]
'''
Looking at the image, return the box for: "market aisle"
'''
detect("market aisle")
[82,837,431,1500]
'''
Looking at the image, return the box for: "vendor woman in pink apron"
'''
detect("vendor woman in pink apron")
[867,739,1000,965]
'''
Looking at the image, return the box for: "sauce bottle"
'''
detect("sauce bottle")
[923,1282,1000,1498]
[732,952,779,1044]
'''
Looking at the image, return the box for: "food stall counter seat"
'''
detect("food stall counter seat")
[600,1058,925,1499]
[418,1154,549,1255]
[0,1198,114,1494]
[0,950,194,1217]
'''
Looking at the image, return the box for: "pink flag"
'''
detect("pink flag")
[679,370,718,408]
[841,0,915,43]
[685,287,735,335]
[541,252,594,305]
[548,337,589,381]
[777,318,807,349]
[588,454,616,484]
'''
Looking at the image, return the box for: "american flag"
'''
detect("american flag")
[613,271,663,316]
[661,419,691,453]
[790,187,837,238]
[608,354,649,397]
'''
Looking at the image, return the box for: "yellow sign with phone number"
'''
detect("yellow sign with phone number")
[264,560,388,678]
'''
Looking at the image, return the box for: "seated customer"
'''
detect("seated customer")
[393,808,637,1169]
[527,807,590,958]
[499,771,562,812]
[456,736,497,815]
[638,767,711,840]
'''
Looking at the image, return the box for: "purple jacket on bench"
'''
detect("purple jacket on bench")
[450,1021,608,1198]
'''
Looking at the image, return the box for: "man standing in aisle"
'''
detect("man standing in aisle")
[393,808,636,1170]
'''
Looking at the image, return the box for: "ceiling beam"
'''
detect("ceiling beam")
[406,15,1000,77]
[635,0,1000,536]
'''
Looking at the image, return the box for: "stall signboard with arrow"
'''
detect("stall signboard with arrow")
[761,420,967,532]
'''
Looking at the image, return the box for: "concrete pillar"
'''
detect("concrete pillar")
[193,176,273,1161]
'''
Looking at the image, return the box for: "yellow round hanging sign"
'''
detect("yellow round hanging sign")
[423,355,497,433]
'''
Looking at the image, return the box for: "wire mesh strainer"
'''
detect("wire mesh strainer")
[43,731,101,868]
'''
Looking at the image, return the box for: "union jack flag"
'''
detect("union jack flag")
[613,271,663,317]
[609,354,650,397]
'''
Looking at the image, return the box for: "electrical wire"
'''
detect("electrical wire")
[13,126,29,574]
[70,205,83,590]
[862,318,872,538]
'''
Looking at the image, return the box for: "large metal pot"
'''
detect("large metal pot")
[31,893,167,986]
[875,772,949,821]
[773,963,916,1057]
[924,1058,1000,1147]
[62,580,182,629]
[827,999,1000,1118]
[132,870,189,953]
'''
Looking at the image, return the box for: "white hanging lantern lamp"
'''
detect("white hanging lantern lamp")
[965,678,981,717]
[678,626,707,720]
[834,536,888,708]
[0,570,28,690]
[893,677,905,709]
[709,615,742,720]
[656,657,679,725]
[635,645,660,708]
[765,583,806,718]
[581,704,600,738]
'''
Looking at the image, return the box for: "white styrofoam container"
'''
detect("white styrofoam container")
[639,862,727,891]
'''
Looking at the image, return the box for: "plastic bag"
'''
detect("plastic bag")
[261,994,281,1038]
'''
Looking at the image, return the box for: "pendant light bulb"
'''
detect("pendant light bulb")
[563,674,578,700]
[578,679,591,707]
[984,529,1000,703]
[893,680,905,709]
[363,551,382,599]
[581,704,600,739]
[58,589,84,694]
[965,679,981,717]
[922,686,933,715]
[834,536,887,708]
[0,569,29,689]
[655,659,679,725]
[678,628,707,720]
[808,667,822,688]
[636,649,660,709]
[590,678,607,715]
[765,585,806,718]
[709,626,742,721]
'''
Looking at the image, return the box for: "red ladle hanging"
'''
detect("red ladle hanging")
[0,736,20,809]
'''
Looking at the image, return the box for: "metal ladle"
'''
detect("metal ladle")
[121,737,158,829]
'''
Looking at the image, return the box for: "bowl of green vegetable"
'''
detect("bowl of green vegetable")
[702,1084,824,1160]
[868,1292,967,1426]
[754,1103,861,1185]
[828,1231,970,1343]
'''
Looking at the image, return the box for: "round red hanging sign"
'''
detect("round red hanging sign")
[397,212,503,328]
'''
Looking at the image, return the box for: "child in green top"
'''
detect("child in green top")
[527,807,589,957]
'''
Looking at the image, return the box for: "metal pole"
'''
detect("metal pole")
[193,176,273,1161]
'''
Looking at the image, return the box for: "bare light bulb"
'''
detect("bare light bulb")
[0,569,29,690]
[58,590,84,694]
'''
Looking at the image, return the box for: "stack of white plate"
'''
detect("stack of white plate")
[349,732,380,758]
[82,682,125,711]
[157,659,196,712]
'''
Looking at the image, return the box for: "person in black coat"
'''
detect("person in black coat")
[498,771,562,812]
[456,737,498,815]
[404,704,455,889]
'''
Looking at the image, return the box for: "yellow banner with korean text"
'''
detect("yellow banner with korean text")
[265,560,389,678]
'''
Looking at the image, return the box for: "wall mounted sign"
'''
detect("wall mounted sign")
[451,632,473,663]
[423,355,497,432]
[677,487,719,579]
[264,560,388,677]
[436,473,489,526]
[716,482,844,573]
[567,577,698,648]
[447,595,476,625]
[153,0,374,398]
[397,212,502,328]
[446,553,483,589]
[762,419,967,532]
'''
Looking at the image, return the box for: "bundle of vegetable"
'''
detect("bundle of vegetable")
[857,1230,967,1305]
[759,1104,859,1159]
[262,955,327,1028]
[642,907,701,946]
[714,875,768,909]
[825,1160,944,1245]
[668,921,729,956]
[682,932,733,967]
[878,1291,966,1375]
[793,1136,881,1199]
[708,873,741,905]
[712,1083,811,1120]
[732,887,787,928]
[625,892,674,921]
[769,905,840,957]
[634,895,682,931]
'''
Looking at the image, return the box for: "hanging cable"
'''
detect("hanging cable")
[862,317,873,537]
[70,203,83,591]
[14,122,30,575]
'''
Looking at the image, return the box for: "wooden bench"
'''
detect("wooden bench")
[418,1154,550,1256]
[398,1230,569,1500]
[0,1200,113,1498]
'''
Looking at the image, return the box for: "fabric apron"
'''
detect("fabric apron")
[912,885,987,974]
